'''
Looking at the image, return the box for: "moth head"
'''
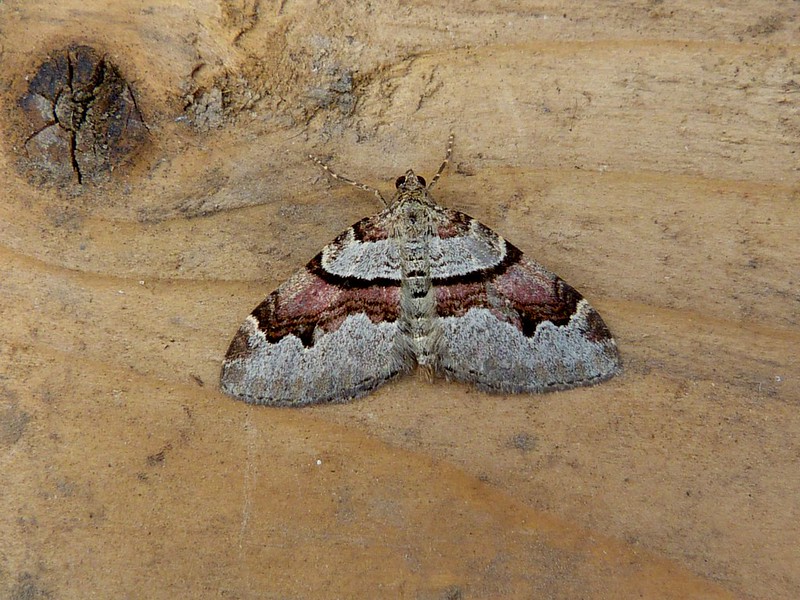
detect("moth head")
[395,169,427,191]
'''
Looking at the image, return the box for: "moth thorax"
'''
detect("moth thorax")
[396,199,437,234]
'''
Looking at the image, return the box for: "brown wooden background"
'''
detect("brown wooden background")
[1,1,798,598]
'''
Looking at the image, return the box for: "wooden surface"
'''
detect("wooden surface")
[1,1,798,598]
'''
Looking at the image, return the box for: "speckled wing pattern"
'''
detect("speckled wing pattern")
[220,170,620,405]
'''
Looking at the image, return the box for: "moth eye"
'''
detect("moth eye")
[417,176,427,187]
[395,175,406,188]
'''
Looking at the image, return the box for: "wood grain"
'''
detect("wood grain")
[1,1,798,598]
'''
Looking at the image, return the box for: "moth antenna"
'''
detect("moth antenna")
[427,133,454,190]
[308,154,388,206]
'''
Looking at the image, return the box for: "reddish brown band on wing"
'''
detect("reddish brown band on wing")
[250,271,401,348]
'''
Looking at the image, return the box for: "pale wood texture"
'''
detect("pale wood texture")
[1,1,798,598]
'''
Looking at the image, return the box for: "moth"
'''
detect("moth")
[221,138,620,405]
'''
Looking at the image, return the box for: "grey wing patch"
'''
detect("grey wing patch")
[430,215,507,279]
[318,215,401,282]
[436,301,620,393]
[221,313,409,406]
